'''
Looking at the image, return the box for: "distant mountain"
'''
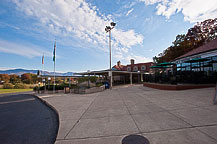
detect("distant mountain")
[0,69,74,76]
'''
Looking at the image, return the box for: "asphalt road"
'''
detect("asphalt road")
[0,93,58,144]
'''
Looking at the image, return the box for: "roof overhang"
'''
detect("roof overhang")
[75,70,149,76]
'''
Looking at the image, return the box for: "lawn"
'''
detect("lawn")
[0,89,33,94]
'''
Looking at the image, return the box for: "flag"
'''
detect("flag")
[42,54,44,64]
[53,41,56,62]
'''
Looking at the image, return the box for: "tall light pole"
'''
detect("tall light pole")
[105,22,116,89]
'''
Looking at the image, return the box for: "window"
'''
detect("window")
[133,66,138,71]
[141,65,146,71]
[127,67,131,71]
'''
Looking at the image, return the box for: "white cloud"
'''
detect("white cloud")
[0,39,51,58]
[113,45,152,64]
[11,0,145,63]
[139,0,168,5]
[140,0,217,23]
[126,8,134,16]
[113,29,143,48]
[122,54,152,63]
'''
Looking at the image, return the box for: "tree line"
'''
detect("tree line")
[0,73,38,84]
[153,18,217,63]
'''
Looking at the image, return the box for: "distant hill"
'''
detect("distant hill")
[0,69,74,76]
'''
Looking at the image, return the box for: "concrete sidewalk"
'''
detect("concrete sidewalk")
[36,85,217,144]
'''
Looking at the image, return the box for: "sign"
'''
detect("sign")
[108,71,112,76]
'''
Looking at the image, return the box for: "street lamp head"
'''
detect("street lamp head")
[110,22,116,27]
[105,26,111,32]
[105,27,108,32]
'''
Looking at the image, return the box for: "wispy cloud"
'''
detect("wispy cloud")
[0,39,51,58]
[139,0,217,23]
[126,8,134,16]
[114,50,152,63]
[0,22,20,30]
[11,0,149,63]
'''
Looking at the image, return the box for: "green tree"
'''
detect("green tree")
[30,74,38,84]
[9,74,21,84]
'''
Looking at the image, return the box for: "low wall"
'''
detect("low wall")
[35,85,105,94]
[34,90,64,94]
[143,82,215,90]
[74,85,105,94]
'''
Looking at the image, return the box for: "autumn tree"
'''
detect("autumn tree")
[186,18,217,43]
[153,18,217,63]
[21,73,32,84]
[0,74,10,83]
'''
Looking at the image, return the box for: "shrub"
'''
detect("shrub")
[14,83,28,89]
[3,83,14,89]
[78,76,97,83]
[33,84,68,91]
[33,86,39,91]
[96,83,103,87]
[59,83,77,89]
[27,84,37,89]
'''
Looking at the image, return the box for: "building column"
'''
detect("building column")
[138,74,140,83]
[111,71,113,88]
[130,73,132,85]
[141,73,143,82]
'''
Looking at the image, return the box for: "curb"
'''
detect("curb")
[143,82,215,90]
[32,93,60,144]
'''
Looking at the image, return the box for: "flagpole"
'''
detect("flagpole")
[53,40,56,94]
[42,53,44,86]
[53,59,55,93]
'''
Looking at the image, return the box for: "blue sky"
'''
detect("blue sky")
[0,0,217,72]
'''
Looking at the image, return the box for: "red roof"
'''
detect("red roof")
[112,62,154,72]
[126,62,153,67]
[175,39,217,60]
[112,65,125,70]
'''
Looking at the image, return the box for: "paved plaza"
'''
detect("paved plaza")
[37,85,217,144]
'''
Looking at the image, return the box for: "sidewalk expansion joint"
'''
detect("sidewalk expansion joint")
[63,93,100,139]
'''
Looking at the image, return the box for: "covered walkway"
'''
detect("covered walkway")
[76,70,146,87]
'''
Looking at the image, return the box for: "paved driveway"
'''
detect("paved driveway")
[37,85,217,144]
[0,93,58,144]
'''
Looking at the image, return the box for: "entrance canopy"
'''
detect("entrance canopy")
[75,70,149,86]
[75,70,147,76]
[150,66,172,69]
[157,62,176,66]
